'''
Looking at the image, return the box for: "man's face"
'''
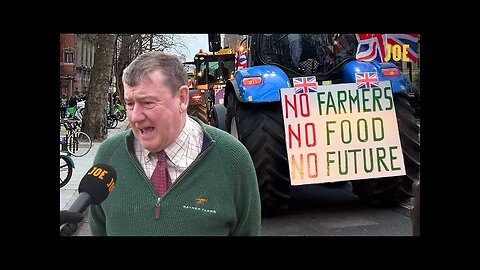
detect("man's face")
[124,70,188,153]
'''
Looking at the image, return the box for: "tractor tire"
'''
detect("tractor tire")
[225,92,290,216]
[188,104,208,124]
[351,93,420,205]
[211,104,227,131]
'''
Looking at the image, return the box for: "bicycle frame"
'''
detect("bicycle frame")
[60,151,75,169]
[60,139,75,188]
[60,118,92,157]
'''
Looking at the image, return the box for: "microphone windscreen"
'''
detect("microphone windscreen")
[78,163,116,204]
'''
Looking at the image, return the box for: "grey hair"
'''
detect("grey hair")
[122,51,188,95]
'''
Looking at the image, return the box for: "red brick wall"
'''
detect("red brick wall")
[60,34,76,97]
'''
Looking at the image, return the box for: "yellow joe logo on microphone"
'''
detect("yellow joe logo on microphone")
[87,166,115,193]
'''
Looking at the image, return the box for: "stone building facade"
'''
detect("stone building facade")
[59,34,96,98]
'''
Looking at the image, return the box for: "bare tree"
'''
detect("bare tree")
[139,34,187,53]
[83,34,116,142]
[115,34,141,103]
[114,34,187,103]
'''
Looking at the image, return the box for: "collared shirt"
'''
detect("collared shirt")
[134,117,204,183]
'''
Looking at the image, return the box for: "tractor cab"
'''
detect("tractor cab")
[186,48,235,125]
[193,48,235,88]
[240,34,358,84]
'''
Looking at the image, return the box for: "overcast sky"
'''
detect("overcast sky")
[176,34,209,61]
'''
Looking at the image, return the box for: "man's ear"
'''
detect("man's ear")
[177,85,189,112]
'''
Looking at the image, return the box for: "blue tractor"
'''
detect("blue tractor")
[209,34,420,216]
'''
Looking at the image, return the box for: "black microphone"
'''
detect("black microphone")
[60,163,116,236]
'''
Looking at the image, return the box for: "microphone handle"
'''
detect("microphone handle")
[60,222,79,236]
[60,192,91,236]
[69,192,93,213]
[60,192,92,235]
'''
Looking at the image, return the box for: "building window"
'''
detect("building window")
[81,39,86,66]
[90,45,94,67]
[64,49,74,63]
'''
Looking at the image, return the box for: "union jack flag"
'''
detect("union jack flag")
[356,33,419,63]
[235,51,247,70]
[293,76,317,94]
[355,72,379,89]
[355,34,387,63]
[386,34,419,63]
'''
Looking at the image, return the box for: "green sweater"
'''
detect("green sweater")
[89,119,261,236]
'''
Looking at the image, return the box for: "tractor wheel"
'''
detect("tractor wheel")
[351,93,420,205]
[211,104,227,131]
[187,104,208,124]
[226,92,290,216]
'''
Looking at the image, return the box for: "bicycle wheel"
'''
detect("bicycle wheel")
[107,116,118,129]
[60,155,73,188]
[67,131,92,157]
[117,111,126,121]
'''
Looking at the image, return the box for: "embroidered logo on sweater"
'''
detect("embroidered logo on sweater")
[195,197,208,204]
[182,197,216,213]
[183,205,216,214]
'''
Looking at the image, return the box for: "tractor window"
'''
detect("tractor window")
[209,59,234,83]
[195,54,236,84]
[208,61,219,82]
[222,60,235,78]
[197,62,213,85]
[259,34,357,75]
[214,61,229,81]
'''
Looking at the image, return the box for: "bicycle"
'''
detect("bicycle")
[106,113,119,129]
[60,118,93,157]
[60,142,75,188]
[113,103,126,122]
[105,104,119,129]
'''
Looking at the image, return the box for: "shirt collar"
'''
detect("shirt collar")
[164,117,194,165]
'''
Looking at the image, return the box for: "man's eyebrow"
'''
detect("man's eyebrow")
[136,95,156,100]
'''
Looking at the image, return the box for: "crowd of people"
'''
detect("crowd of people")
[59,91,124,121]
[59,91,86,120]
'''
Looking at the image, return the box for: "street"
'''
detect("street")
[261,184,412,236]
